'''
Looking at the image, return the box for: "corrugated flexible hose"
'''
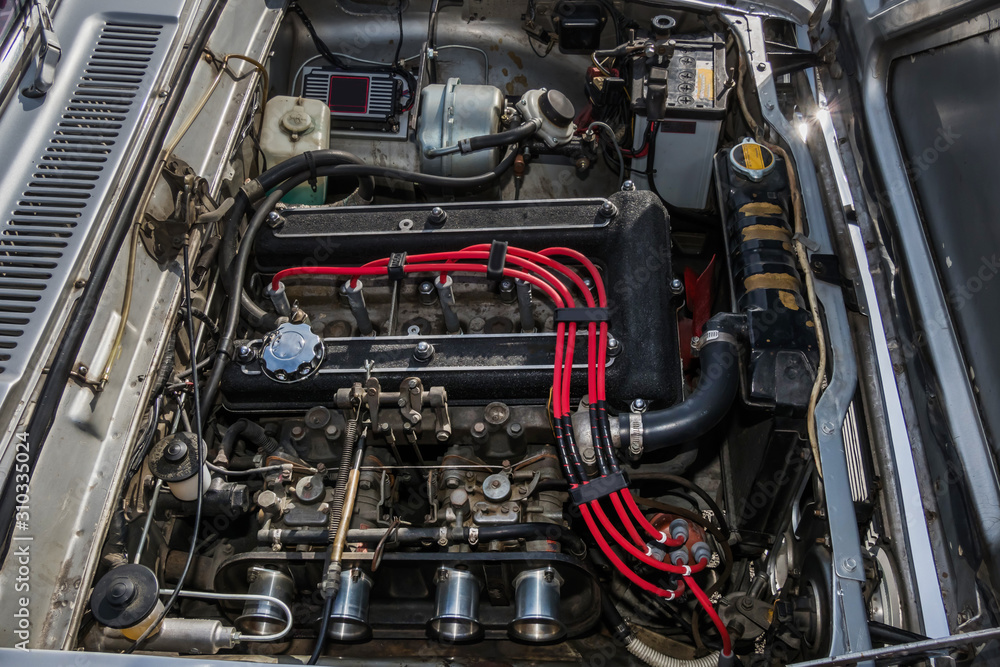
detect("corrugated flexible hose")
[626,636,720,667]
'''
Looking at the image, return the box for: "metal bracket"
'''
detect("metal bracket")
[139,158,201,263]
[811,253,865,315]
[810,253,842,284]
[21,0,61,98]
[765,40,821,76]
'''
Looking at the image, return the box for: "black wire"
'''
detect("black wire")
[248,123,267,173]
[629,472,731,536]
[526,32,551,58]
[125,246,206,653]
[124,396,163,483]
[290,2,348,70]
[177,306,220,338]
[394,0,404,68]
[309,594,335,664]
[292,0,416,115]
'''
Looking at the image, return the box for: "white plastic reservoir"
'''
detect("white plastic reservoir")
[260,96,331,205]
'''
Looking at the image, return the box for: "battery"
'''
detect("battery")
[630,33,730,209]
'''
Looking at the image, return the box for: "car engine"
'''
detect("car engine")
[66,1,898,664]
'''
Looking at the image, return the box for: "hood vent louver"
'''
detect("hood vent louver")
[0,17,171,382]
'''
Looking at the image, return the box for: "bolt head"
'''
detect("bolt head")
[621,180,636,192]
[670,278,684,295]
[428,206,448,226]
[607,335,622,357]
[413,341,434,362]
[756,62,767,72]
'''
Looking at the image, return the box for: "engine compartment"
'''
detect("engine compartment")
[74,1,896,664]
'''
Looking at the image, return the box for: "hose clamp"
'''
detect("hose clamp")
[628,413,643,457]
[691,329,739,353]
[467,526,479,546]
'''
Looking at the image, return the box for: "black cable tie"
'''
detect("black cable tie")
[486,240,508,282]
[387,252,407,281]
[568,470,629,506]
[304,151,318,192]
[554,307,610,324]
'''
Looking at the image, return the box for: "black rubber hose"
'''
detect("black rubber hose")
[216,192,277,332]
[868,621,929,646]
[601,592,634,645]
[474,523,586,556]
[218,152,374,331]
[200,188,285,419]
[251,149,376,196]
[270,146,516,194]
[623,313,742,452]
[309,594,334,664]
[461,121,540,154]
[219,419,279,461]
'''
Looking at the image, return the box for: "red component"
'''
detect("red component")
[586,66,603,81]
[684,255,716,337]
[686,574,733,657]
[513,153,526,178]
[574,102,594,134]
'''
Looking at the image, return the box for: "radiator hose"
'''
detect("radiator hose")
[623,313,742,453]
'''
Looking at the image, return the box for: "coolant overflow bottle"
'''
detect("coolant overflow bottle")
[260,96,331,205]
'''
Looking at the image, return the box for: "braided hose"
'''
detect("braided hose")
[328,419,358,542]
[626,636,720,667]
